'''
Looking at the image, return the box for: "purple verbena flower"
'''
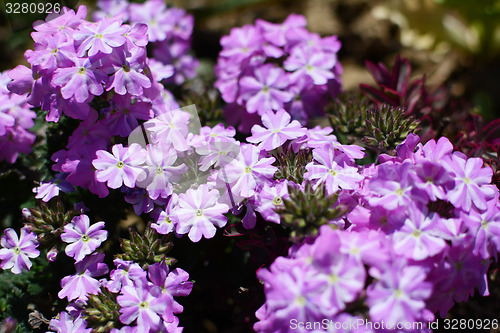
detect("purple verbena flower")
[48,311,91,333]
[61,214,108,262]
[58,253,109,302]
[93,143,147,189]
[0,227,40,274]
[247,109,306,151]
[172,184,229,242]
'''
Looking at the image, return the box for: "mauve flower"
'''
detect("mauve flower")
[107,259,147,293]
[238,65,293,114]
[247,109,306,151]
[367,260,433,324]
[461,196,500,260]
[256,180,290,224]
[148,262,193,314]
[58,253,109,302]
[392,205,447,261]
[106,47,152,97]
[219,24,263,62]
[74,17,128,57]
[0,227,39,274]
[129,0,171,42]
[117,279,168,331]
[311,227,366,315]
[61,214,108,262]
[284,46,336,85]
[52,57,106,103]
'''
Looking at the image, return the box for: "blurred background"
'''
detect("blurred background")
[2,0,500,120]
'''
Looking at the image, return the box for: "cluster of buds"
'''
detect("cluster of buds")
[22,200,75,248]
[274,182,348,242]
[117,225,176,268]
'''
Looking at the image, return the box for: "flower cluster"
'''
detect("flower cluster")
[6,4,197,200]
[255,133,500,331]
[94,0,198,85]
[52,256,192,332]
[0,71,36,163]
[215,14,342,132]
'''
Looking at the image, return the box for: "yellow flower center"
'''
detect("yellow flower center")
[116,161,124,168]
[195,209,203,217]
[273,196,282,205]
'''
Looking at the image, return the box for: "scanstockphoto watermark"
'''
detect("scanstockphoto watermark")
[290,318,426,331]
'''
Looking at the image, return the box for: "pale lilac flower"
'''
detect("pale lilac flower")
[247,109,306,151]
[222,144,277,198]
[255,257,327,330]
[74,17,128,57]
[444,152,495,212]
[138,144,186,200]
[195,137,241,171]
[0,228,39,274]
[256,14,307,47]
[93,143,147,189]
[284,47,336,85]
[219,25,263,62]
[367,261,433,324]
[148,262,193,315]
[129,0,171,42]
[392,206,447,261]
[238,65,293,114]
[311,228,366,315]
[61,214,108,262]
[48,311,91,333]
[24,33,76,73]
[172,184,229,242]
[32,178,74,202]
[58,253,109,302]
[145,110,190,151]
[304,147,363,195]
[368,162,426,210]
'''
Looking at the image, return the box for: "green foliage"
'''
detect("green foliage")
[0,253,54,332]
